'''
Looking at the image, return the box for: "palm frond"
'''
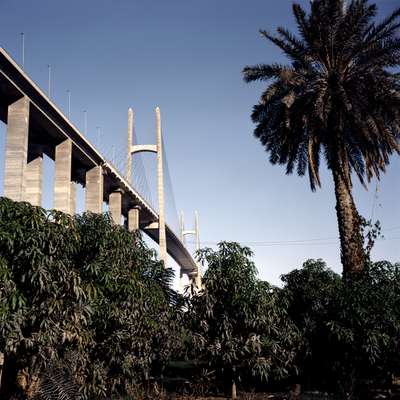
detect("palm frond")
[243,63,292,83]
[243,0,400,189]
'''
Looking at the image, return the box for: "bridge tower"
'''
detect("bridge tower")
[179,211,202,292]
[126,107,167,266]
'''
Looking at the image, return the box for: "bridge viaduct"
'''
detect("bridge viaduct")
[0,47,199,281]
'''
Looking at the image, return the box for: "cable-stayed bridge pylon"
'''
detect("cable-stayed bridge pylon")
[0,47,199,285]
[123,107,201,287]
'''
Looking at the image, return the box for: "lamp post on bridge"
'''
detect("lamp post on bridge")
[47,64,51,98]
[83,110,87,135]
[20,33,25,69]
[67,90,71,119]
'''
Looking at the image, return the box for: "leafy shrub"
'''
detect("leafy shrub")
[0,197,183,399]
[282,259,400,397]
[187,242,300,399]
[2,197,400,400]
[0,198,88,399]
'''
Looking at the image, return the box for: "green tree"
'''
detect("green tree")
[328,262,400,398]
[0,198,184,399]
[187,242,299,400]
[281,259,400,399]
[281,260,343,390]
[73,212,184,399]
[0,198,89,399]
[243,0,400,278]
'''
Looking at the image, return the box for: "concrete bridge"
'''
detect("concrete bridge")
[0,47,199,282]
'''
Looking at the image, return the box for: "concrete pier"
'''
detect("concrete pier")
[54,139,72,213]
[109,191,122,224]
[70,182,77,215]
[86,166,103,213]
[128,206,140,231]
[25,155,43,206]
[179,270,185,294]
[4,97,30,201]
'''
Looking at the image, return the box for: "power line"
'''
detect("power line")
[187,234,400,247]
[190,236,338,245]
[188,240,339,247]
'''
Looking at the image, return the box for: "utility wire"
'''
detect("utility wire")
[187,234,400,247]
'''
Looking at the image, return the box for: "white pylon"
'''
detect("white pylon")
[155,107,167,266]
[194,211,202,288]
[180,211,202,293]
[127,107,167,267]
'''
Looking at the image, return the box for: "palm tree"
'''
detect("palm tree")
[243,0,400,279]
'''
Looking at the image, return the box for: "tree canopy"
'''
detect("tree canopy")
[0,197,183,399]
[187,242,300,399]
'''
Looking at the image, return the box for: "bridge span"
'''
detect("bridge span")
[0,47,198,278]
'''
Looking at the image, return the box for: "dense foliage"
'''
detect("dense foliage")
[186,243,299,399]
[0,197,183,399]
[282,259,400,398]
[243,0,400,278]
[1,198,400,400]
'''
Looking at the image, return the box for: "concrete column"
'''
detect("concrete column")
[24,155,43,206]
[195,211,200,251]
[70,182,77,215]
[85,166,103,213]
[189,272,199,293]
[179,270,185,295]
[54,139,72,214]
[156,107,167,266]
[109,191,122,225]
[180,211,185,242]
[4,97,30,201]
[195,270,202,290]
[128,206,140,231]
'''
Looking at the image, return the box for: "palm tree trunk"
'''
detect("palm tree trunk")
[332,165,365,279]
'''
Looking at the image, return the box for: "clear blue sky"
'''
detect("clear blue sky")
[0,0,399,286]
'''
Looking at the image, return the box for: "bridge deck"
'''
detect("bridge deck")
[0,47,197,274]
